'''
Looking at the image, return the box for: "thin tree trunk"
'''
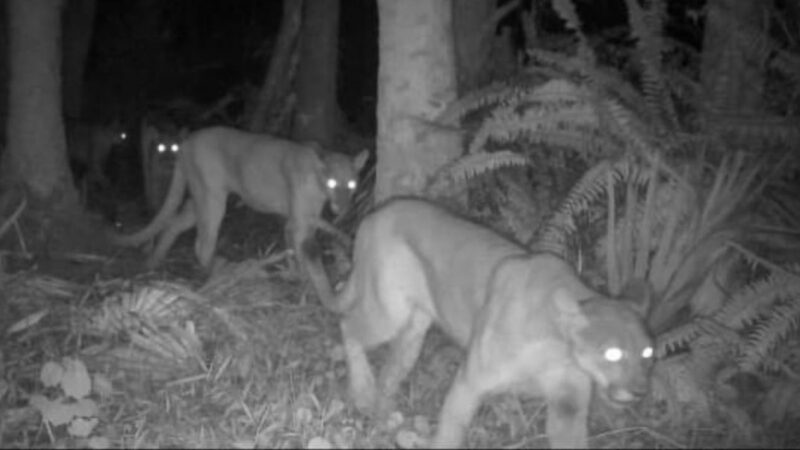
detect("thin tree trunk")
[293,0,340,147]
[452,0,493,92]
[375,0,461,202]
[3,0,77,208]
[247,0,303,133]
[0,7,8,136]
[61,0,96,120]
[453,0,521,93]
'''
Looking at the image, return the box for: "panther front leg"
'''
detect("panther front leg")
[289,220,337,309]
[541,369,592,449]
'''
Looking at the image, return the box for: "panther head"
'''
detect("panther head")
[571,299,654,405]
[314,147,369,215]
[554,282,654,406]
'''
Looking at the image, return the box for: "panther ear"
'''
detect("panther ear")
[353,149,369,171]
[618,278,652,318]
[553,288,590,334]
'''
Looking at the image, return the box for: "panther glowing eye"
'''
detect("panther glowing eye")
[326,179,338,189]
[642,347,653,359]
[604,347,624,362]
[171,144,180,153]
[347,180,357,190]
[120,132,127,140]
[157,143,166,153]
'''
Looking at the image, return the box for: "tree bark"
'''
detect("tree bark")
[3,0,77,208]
[61,0,96,120]
[292,0,340,147]
[375,0,461,202]
[0,7,8,132]
[452,0,494,93]
[247,0,303,134]
[128,0,168,110]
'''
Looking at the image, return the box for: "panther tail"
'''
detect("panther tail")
[112,163,187,247]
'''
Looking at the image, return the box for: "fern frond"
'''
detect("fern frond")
[526,49,589,79]
[717,265,800,330]
[537,157,642,256]
[426,150,529,196]
[599,96,662,157]
[440,81,518,125]
[622,0,675,128]
[656,321,702,356]
[664,67,703,113]
[462,77,664,168]
[466,79,620,159]
[497,175,543,244]
[550,0,595,64]
[740,296,800,372]
[655,317,738,359]
[707,113,800,147]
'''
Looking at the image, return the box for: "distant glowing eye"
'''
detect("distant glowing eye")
[157,143,166,153]
[642,347,653,359]
[171,144,180,152]
[604,347,624,362]
[120,132,127,140]
[347,180,357,190]
[326,179,338,189]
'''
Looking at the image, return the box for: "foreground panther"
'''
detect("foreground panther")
[333,197,654,448]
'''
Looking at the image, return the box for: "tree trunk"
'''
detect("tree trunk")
[700,0,766,112]
[452,0,494,92]
[3,0,77,208]
[292,0,340,147]
[61,0,96,120]
[454,0,522,93]
[129,0,168,112]
[247,0,303,134]
[375,0,461,202]
[0,7,8,135]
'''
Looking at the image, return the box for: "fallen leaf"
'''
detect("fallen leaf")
[87,436,110,449]
[6,309,49,335]
[40,361,65,388]
[61,358,91,399]
[306,436,333,449]
[68,416,98,437]
[395,429,424,449]
[385,411,405,430]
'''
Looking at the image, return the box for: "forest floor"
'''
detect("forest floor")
[0,202,794,449]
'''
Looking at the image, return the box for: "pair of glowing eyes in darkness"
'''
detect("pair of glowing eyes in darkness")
[157,142,180,154]
[325,179,358,190]
[604,346,654,362]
